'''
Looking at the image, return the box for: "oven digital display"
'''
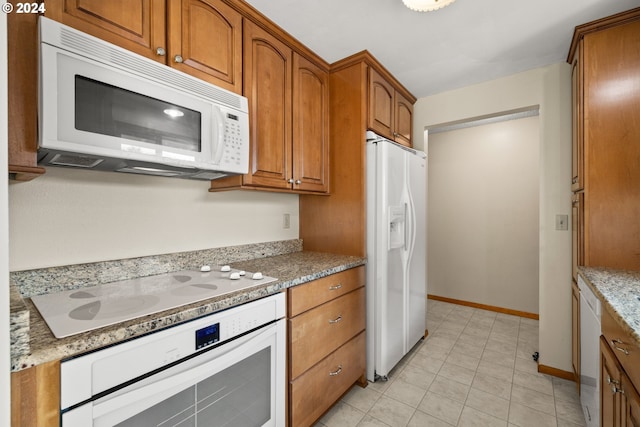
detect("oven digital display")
[195,323,220,350]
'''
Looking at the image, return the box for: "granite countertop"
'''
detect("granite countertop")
[11,248,365,371]
[578,266,640,346]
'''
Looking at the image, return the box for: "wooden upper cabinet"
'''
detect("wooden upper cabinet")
[210,21,329,194]
[369,68,394,139]
[368,67,414,147]
[293,54,329,193]
[241,20,293,190]
[395,90,413,146]
[45,0,242,93]
[45,0,166,62]
[166,0,243,92]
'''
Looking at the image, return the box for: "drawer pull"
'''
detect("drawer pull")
[611,339,630,356]
[329,365,343,376]
[610,383,625,395]
[329,315,343,324]
[329,283,343,291]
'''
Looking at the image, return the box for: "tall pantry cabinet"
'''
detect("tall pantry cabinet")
[568,7,640,424]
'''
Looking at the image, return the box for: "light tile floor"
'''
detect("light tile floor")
[315,299,587,427]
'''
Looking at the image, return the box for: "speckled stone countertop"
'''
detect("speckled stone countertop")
[10,241,365,372]
[578,267,640,346]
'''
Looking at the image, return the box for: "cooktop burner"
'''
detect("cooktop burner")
[30,266,277,338]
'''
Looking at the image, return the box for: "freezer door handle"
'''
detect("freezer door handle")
[404,203,409,251]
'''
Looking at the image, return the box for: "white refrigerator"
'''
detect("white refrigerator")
[366,131,427,382]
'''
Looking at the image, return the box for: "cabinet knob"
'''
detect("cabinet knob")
[156,47,166,56]
[174,55,184,63]
[295,179,302,185]
[287,178,294,184]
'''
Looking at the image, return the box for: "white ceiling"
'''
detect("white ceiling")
[243,0,639,98]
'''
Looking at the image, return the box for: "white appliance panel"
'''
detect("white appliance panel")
[366,131,427,382]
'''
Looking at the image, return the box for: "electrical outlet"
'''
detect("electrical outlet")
[555,214,568,231]
[283,213,290,229]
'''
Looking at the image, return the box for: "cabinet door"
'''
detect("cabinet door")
[242,20,293,190]
[395,90,413,147]
[166,0,242,93]
[368,67,395,140]
[601,337,624,427]
[572,192,584,283]
[623,373,640,427]
[45,0,166,62]
[584,20,640,270]
[571,41,584,192]
[292,54,329,193]
[572,279,580,386]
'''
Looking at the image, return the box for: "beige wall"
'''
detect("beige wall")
[9,168,299,271]
[414,62,573,372]
[428,116,540,314]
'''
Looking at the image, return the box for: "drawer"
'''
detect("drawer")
[288,266,365,317]
[602,308,640,387]
[289,287,365,379]
[290,332,366,427]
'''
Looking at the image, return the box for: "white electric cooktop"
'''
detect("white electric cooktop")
[30,266,277,338]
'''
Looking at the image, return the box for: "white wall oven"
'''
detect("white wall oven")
[60,293,286,427]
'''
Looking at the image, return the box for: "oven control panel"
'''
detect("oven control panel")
[195,323,220,349]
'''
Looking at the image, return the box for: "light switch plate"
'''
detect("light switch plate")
[555,214,568,231]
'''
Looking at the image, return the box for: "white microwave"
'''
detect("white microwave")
[38,17,249,180]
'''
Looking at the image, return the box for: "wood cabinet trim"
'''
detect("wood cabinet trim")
[330,50,416,104]
[567,7,640,63]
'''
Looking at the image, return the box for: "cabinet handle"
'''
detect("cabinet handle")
[156,47,166,56]
[329,283,343,291]
[611,339,630,355]
[329,365,343,376]
[287,178,294,184]
[607,375,620,386]
[295,179,302,185]
[174,55,184,63]
[572,177,578,184]
[610,383,625,395]
[328,315,343,324]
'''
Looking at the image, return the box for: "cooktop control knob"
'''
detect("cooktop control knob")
[229,272,241,280]
[200,265,211,272]
[252,272,263,280]
[220,265,231,272]
[239,271,246,276]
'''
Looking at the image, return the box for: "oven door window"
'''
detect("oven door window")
[72,322,284,427]
[116,347,270,427]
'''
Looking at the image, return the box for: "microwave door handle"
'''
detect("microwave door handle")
[212,106,226,165]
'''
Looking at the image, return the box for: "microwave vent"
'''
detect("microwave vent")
[57,28,242,111]
[50,153,103,168]
[116,167,185,178]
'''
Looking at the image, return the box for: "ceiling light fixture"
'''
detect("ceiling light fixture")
[402,0,456,12]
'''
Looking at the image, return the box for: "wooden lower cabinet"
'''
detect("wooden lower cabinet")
[600,307,640,427]
[287,266,366,427]
[11,360,60,427]
[290,332,365,427]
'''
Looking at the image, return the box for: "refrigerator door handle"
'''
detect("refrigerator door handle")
[404,203,409,251]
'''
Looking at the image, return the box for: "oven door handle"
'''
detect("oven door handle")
[91,322,279,425]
